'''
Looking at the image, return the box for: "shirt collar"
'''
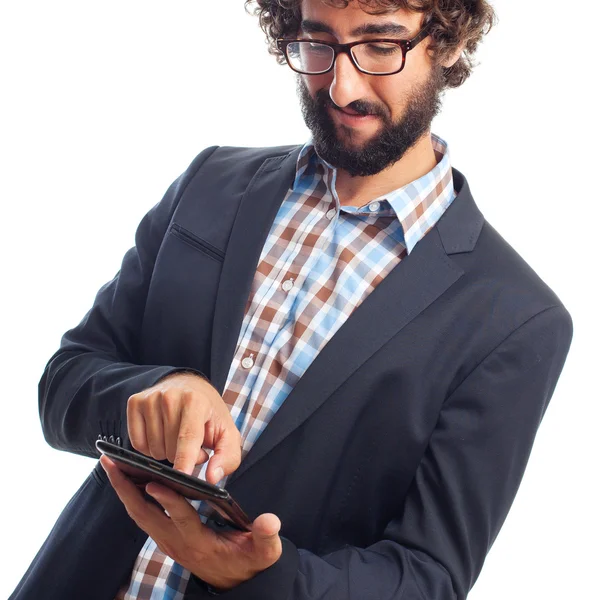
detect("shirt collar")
[293,133,455,255]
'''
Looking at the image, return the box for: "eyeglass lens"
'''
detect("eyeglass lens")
[286,41,405,74]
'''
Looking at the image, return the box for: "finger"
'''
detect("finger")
[127,394,149,455]
[160,392,182,464]
[100,456,172,535]
[173,393,205,475]
[145,392,167,459]
[187,451,212,481]
[145,482,207,538]
[200,448,211,463]
[251,513,282,565]
[206,425,242,485]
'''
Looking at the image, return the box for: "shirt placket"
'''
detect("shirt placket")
[227,189,334,437]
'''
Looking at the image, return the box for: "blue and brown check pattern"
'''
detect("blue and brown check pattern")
[114,133,456,599]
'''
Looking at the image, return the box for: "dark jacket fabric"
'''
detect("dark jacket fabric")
[11,145,573,600]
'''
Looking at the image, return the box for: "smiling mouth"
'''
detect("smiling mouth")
[329,105,378,126]
[336,104,371,116]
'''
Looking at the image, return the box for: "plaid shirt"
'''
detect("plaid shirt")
[115,133,456,599]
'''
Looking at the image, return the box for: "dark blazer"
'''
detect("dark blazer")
[11,145,573,600]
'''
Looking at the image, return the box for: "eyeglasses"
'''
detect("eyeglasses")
[277,25,430,76]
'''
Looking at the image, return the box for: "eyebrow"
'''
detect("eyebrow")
[300,19,411,38]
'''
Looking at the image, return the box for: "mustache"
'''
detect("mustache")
[314,89,388,120]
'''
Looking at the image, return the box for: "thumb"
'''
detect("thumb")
[206,426,242,485]
[252,513,282,564]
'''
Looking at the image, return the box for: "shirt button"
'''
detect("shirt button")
[326,208,336,220]
[369,202,380,212]
[282,278,294,292]
[241,355,254,369]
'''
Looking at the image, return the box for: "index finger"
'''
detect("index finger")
[172,400,205,475]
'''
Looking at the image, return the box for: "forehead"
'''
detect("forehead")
[299,0,423,37]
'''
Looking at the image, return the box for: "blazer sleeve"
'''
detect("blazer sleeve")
[38,145,219,459]
[186,304,573,600]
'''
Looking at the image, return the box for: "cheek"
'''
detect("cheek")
[375,73,420,115]
[371,81,405,115]
[302,73,332,97]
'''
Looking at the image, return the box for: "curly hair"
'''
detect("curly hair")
[245,0,497,89]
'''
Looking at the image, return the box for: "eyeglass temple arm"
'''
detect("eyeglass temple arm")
[407,25,431,50]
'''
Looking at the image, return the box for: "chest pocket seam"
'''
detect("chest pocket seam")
[169,223,225,263]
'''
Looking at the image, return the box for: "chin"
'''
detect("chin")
[336,123,379,145]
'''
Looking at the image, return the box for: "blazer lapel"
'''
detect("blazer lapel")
[229,225,464,485]
[212,158,483,486]
[210,148,302,394]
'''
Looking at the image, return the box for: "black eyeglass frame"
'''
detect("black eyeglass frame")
[276,25,430,76]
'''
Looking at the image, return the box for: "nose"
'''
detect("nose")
[328,51,370,109]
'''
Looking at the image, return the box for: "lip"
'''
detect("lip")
[330,105,378,127]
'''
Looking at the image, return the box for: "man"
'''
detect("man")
[11,0,573,599]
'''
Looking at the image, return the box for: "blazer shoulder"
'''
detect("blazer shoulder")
[442,170,570,327]
[211,143,302,161]
[472,217,571,319]
[193,143,301,175]
[441,170,570,321]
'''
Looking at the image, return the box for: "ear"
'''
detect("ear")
[440,42,466,69]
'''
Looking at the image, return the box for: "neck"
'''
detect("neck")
[334,132,438,208]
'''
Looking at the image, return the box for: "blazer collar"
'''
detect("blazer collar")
[437,167,484,255]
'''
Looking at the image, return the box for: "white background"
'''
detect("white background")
[1,1,598,598]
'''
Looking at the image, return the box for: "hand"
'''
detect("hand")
[127,372,241,482]
[101,455,282,591]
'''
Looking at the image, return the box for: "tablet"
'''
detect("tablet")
[95,439,251,532]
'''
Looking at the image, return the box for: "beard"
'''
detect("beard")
[297,68,445,177]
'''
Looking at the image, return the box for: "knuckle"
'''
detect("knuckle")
[162,388,180,401]
[127,394,140,411]
[144,390,162,404]
[177,424,199,443]
[160,393,179,415]
[181,389,199,408]
[174,440,196,461]
[171,515,190,531]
